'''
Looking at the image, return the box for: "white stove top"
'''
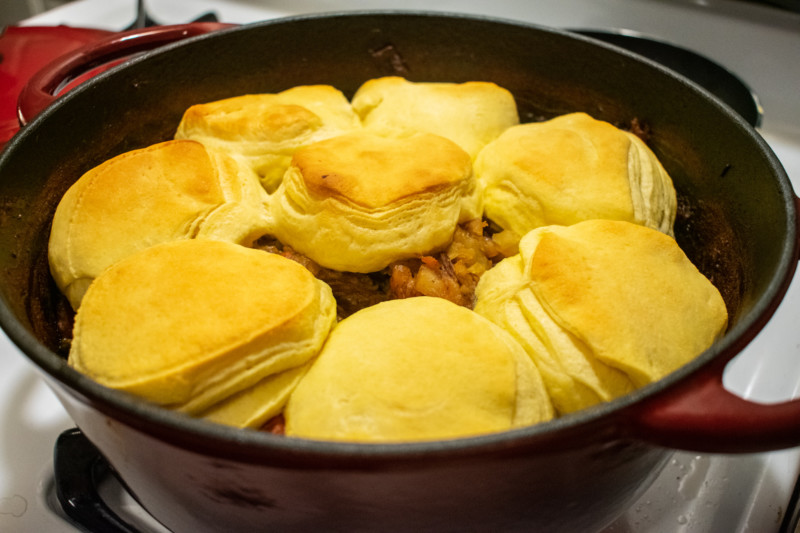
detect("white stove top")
[2,1,799,531]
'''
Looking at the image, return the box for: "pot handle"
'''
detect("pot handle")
[630,194,800,453]
[629,366,800,453]
[17,22,235,126]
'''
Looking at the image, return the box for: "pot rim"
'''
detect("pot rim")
[0,10,796,463]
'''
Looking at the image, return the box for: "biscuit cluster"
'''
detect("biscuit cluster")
[49,77,727,442]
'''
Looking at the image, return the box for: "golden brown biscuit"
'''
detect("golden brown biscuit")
[269,131,481,273]
[284,297,554,442]
[474,112,676,240]
[48,140,272,309]
[199,361,312,429]
[68,239,337,417]
[474,220,727,415]
[175,85,362,192]
[351,76,519,159]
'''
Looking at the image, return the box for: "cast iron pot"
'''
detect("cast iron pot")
[1,12,799,532]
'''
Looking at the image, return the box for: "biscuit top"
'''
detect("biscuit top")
[284,297,553,442]
[52,140,224,258]
[268,130,481,272]
[474,219,727,416]
[291,131,473,208]
[69,239,336,409]
[527,220,727,387]
[47,139,272,309]
[351,76,519,159]
[175,85,363,192]
[182,101,323,143]
[475,112,676,238]
[177,85,360,145]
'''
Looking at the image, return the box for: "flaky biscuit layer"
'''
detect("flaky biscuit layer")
[352,76,520,159]
[475,112,676,239]
[285,297,553,442]
[474,220,727,415]
[269,131,481,272]
[69,240,337,415]
[176,85,362,192]
[48,140,272,309]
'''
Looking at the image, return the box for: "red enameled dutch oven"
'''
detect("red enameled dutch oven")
[0,12,799,532]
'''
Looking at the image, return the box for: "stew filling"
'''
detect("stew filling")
[252,217,518,320]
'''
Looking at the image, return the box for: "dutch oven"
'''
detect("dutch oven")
[0,11,798,532]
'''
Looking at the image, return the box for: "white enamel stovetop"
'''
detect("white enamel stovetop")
[1,1,799,531]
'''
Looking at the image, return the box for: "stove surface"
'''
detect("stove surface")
[2,1,799,531]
